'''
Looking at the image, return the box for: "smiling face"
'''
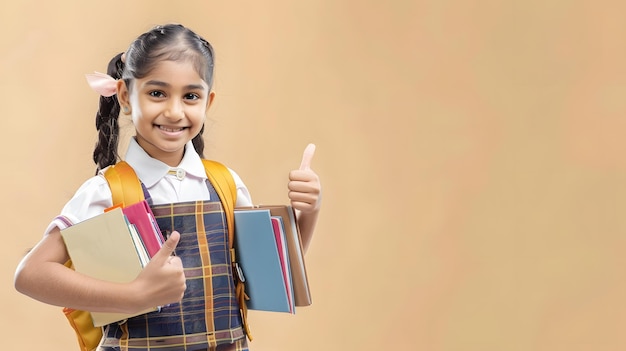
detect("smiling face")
[117,59,214,166]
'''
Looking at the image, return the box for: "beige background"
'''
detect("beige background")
[2,0,626,350]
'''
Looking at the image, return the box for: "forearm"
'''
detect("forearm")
[14,229,146,314]
[296,208,319,253]
[15,257,142,314]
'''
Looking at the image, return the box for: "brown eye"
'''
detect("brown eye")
[184,93,200,100]
[149,91,165,98]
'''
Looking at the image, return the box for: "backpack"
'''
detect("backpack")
[62,160,250,351]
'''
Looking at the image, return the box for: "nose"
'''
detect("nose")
[164,99,184,120]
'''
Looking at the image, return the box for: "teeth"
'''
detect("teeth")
[159,126,184,132]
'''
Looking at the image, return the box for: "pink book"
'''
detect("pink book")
[271,217,294,313]
[122,200,164,258]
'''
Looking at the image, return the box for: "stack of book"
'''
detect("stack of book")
[60,200,164,326]
[233,205,312,314]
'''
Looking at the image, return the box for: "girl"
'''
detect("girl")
[14,23,321,351]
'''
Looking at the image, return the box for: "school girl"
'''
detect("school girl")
[14,23,321,351]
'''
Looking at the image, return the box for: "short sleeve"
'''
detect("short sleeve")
[44,175,114,235]
[229,168,253,207]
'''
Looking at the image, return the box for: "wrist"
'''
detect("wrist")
[119,281,147,314]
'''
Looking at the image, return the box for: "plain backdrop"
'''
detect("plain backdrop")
[3,1,626,350]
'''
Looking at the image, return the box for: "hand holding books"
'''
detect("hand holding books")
[129,231,186,311]
[60,203,184,326]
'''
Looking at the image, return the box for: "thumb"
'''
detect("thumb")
[299,143,316,171]
[152,231,180,262]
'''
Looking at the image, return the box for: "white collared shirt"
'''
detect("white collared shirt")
[45,138,252,234]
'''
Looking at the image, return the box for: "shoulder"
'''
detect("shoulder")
[60,174,113,223]
[227,167,253,207]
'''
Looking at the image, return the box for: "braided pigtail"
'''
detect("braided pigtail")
[92,53,125,174]
[192,125,205,159]
[189,34,214,159]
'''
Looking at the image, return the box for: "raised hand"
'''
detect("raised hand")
[288,143,322,213]
[131,231,186,311]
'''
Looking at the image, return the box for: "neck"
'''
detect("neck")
[157,153,184,167]
[134,137,186,167]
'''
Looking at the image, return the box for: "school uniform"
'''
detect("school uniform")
[48,138,252,351]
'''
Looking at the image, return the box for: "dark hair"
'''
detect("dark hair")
[92,24,215,173]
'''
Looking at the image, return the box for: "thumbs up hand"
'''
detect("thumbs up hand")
[288,144,322,213]
[131,231,186,311]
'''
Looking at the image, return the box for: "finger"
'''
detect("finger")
[299,143,316,171]
[288,180,319,193]
[288,191,317,204]
[167,255,183,268]
[153,231,180,262]
[289,169,317,182]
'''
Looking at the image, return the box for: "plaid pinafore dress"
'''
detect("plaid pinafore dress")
[98,180,248,351]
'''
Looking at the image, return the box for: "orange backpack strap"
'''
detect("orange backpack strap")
[201,160,237,249]
[201,160,252,340]
[103,161,145,207]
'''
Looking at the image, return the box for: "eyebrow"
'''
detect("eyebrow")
[144,80,206,91]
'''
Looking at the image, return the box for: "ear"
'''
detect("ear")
[206,91,215,110]
[116,80,131,114]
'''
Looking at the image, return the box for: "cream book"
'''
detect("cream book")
[60,207,156,327]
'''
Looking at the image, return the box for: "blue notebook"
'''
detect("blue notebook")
[234,209,293,313]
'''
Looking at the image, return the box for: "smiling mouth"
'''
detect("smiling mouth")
[157,125,187,132]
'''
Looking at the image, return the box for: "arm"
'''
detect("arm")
[14,227,186,314]
[294,207,319,252]
[14,175,186,312]
[288,144,322,252]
